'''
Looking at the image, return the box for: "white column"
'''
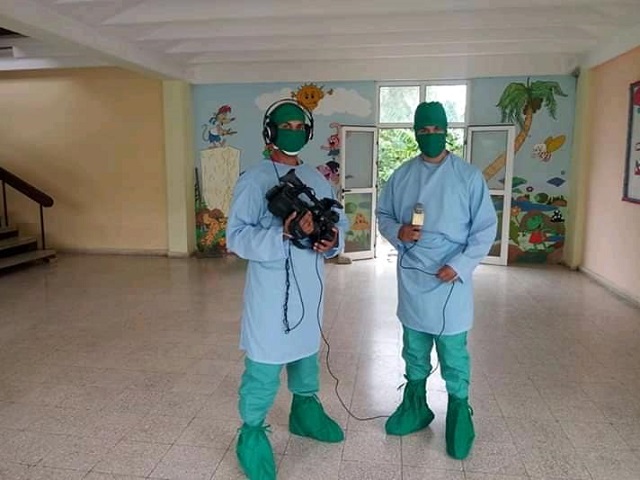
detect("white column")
[163,80,195,257]
[564,69,593,269]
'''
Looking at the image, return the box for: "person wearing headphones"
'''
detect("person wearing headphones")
[226,99,349,480]
[376,102,497,460]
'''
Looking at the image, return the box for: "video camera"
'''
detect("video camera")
[266,169,342,249]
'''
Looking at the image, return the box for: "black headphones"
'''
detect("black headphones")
[262,99,314,146]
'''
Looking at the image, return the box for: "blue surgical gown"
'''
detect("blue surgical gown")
[227,160,349,365]
[376,154,497,335]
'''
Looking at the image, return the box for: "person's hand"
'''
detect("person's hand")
[398,224,421,242]
[298,211,315,235]
[284,211,314,237]
[437,265,458,283]
[314,228,338,254]
[283,212,296,238]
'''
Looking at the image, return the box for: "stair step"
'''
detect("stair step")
[0,236,38,258]
[0,236,37,250]
[0,225,19,240]
[0,249,56,271]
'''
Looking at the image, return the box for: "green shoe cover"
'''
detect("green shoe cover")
[446,395,475,460]
[289,394,344,443]
[236,424,276,480]
[385,377,435,436]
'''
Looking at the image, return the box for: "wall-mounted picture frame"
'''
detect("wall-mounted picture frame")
[623,80,640,203]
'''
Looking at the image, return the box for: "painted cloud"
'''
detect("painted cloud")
[255,86,371,118]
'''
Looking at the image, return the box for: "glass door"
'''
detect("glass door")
[465,125,516,266]
[339,126,378,260]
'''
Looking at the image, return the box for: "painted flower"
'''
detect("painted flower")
[511,206,521,217]
[526,186,534,192]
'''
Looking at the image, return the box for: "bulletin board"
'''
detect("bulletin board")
[623,80,640,203]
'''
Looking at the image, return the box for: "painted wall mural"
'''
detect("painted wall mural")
[470,76,575,264]
[316,122,342,194]
[192,81,376,257]
[192,77,576,263]
[343,193,373,253]
[195,104,242,256]
[202,104,237,148]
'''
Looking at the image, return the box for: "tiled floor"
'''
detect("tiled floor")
[1,254,639,480]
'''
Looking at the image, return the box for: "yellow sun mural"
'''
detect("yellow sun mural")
[291,83,333,111]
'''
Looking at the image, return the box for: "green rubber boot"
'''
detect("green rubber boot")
[289,394,344,443]
[385,377,435,436]
[446,395,475,460]
[236,424,276,480]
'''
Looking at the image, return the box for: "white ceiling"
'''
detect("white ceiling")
[0,0,639,83]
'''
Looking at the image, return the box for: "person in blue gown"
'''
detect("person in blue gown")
[227,100,349,480]
[376,101,497,460]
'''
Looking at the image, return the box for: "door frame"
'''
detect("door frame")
[465,124,516,266]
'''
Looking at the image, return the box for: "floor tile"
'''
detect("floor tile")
[149,445,225,480]
[93,441,170,477]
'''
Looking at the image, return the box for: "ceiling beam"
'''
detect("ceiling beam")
[0,56,108,71]
[0,36,80,58]
[188,41,591,64]
[190,52,579,84]
[169,28,595,54]
[136,8,624,41]
[103,0,637,25]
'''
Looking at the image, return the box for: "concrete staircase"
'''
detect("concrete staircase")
[0,222,56,272]
[1,166,56,272]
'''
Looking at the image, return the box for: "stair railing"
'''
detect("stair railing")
[0,166,54,249]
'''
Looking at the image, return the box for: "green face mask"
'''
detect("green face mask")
[275,129,307,156]
[416,133,446,158]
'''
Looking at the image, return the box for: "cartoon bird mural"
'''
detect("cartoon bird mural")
[291,83,333,112]
[532,135,566,162]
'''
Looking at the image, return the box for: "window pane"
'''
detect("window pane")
[379,86,419,123]
[377,128,419,189]
[447,128,465,158]
[425,84,467,123]
[344,130,374,190]
[467,129,507,190]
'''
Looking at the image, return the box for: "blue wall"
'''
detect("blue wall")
[192,81,376,173]
[193,76,577,263]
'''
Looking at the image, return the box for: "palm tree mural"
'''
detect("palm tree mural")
[483,78,568,180]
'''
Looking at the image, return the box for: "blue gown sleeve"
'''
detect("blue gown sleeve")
[376,173,403,249]
[447,170,498,282]
[226,173,288,262]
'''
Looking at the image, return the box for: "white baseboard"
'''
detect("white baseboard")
[579,266,640,308]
